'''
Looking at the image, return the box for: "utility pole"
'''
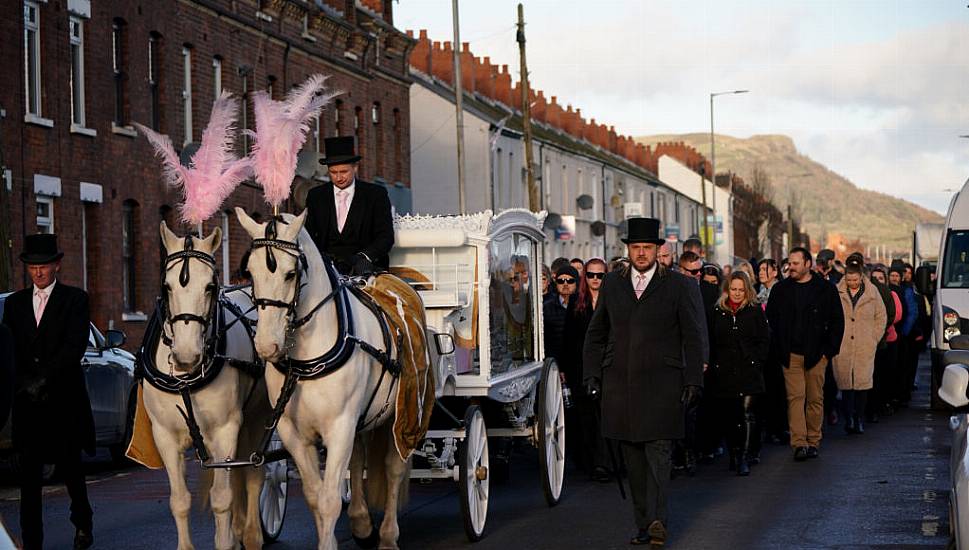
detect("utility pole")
[787,204,795,251]
[699,165,711,258]
[518,3,539,211]
[452,0,466,214]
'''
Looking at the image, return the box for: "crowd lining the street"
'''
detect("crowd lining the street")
[543,237,934,482]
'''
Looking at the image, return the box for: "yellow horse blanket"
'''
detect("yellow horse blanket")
[362,273,435,461]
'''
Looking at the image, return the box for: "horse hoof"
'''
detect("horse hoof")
[352,528,380,549]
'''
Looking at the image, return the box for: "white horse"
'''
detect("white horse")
[143,222,271,550]
[236,208,409,550]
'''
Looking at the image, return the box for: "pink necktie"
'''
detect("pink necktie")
[35,290,48,326]
[337,190,349,233]
[635,274,647,299]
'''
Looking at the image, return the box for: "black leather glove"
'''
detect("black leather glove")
[584,377,601,400]
[351,253,374,276]
[680,385,702,408]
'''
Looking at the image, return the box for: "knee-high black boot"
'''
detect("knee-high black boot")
[737,395,756,477]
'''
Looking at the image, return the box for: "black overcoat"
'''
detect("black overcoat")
[582,266,707,442]
[1,283,95,458]
[305,180,395,272]
[708,302,770,398]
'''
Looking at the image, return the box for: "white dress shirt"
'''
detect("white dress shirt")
[630,263,657,294]
[32,280,56,320]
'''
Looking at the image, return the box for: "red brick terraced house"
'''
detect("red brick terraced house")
[0,0,415,350]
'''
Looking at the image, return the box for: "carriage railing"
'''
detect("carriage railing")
[394,262,476,310]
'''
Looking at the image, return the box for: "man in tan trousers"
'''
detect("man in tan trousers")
[765,247,845,461]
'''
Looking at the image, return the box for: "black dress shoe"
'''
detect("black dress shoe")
[856,420,865,434]
[647,520,667,547]
[845,416,856,434]
[592,466,612,483]
[806,446,819,459]
[793,446,809,461]
[74,529,94,550]
[630,529,651,545]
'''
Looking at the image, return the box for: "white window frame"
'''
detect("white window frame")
[69,16,89,130]
[24,1,43,118]
[212,56,222,98]
[182,46,193,145]
[36,196,54,234]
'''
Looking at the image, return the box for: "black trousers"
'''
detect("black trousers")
[841,389,868,421]
[620,440,672,529]
[19,449,92,550]
[869,342,897,415]
[762,362,788,438]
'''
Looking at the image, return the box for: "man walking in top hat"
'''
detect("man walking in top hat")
[1,234,95,549]
[305,136,395,275]
[584,218,707,547]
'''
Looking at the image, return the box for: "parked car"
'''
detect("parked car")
[935,334,969,549]
[0,292,138,464]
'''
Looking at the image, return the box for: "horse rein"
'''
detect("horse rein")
[244,218,338,334]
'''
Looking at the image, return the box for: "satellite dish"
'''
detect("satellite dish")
[591,220,606,237]
[179,142,200,167]
[544,212,562,230]
[610,194,622,208]
[576,194,594,210]
[296,149,320,179]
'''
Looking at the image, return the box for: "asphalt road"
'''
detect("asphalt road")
[0,355,952,549]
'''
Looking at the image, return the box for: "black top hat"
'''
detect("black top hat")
[319,136,362,166]
[20,233,64,265]
[621,217,666,245]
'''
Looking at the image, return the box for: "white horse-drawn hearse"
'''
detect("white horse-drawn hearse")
[388,208,566,541]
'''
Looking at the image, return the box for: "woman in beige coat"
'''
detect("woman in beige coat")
[834,264,887,434]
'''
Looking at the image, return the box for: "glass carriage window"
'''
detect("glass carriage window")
[486,232,537,374]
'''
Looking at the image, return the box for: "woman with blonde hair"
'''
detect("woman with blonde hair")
[708,272,770,476]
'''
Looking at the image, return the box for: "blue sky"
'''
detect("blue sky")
[396,0,969,214]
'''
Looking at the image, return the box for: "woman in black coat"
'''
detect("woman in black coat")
[709,272,770,476]
[562,259,609,480]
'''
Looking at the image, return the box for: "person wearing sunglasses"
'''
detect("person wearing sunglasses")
[543,265,579,371]
[583,218,706,547]
[563,259,610,482]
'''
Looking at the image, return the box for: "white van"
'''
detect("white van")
[921,177,969,409]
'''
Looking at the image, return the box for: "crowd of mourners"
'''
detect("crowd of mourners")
[542,238,934,480]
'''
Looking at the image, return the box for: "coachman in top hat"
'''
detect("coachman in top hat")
[583,218,707,547]
[305,136,395,275]
[1,234,95,549]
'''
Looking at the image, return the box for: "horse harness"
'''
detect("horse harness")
[244,217,404,463]
[137,236,263,464]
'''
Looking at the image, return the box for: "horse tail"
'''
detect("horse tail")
[365,421,411,510]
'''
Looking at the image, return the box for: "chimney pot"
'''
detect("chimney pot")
[419,29,428,39]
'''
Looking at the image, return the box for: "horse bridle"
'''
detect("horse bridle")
[242,217,339,335]
[160,234,220,358]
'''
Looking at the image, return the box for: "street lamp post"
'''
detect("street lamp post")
[709,89,748,259]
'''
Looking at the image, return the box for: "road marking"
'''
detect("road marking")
[924,490,937,502]
[925,426,935,432]
[922,514,940,537]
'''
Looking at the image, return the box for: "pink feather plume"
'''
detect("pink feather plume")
[249,74,339,208]
[136,91,251,225]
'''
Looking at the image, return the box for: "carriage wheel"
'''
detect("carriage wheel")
[260,435,289,542]
[537,360,566,506]
[459,405,489,542]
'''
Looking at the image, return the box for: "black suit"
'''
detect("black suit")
[305,180,395,274]
[1,282,94,549]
